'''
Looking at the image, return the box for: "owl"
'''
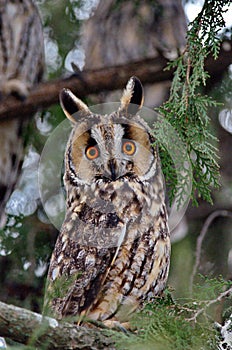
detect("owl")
[82,0,187,108]
[44,76,171,327]
[0,0,44,225]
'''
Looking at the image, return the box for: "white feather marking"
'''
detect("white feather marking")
[101,220,128,287]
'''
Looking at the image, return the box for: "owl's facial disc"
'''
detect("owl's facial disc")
[69,120,156,183]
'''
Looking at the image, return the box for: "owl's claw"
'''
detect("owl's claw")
[80,318,131,333]
[103,320,131,333]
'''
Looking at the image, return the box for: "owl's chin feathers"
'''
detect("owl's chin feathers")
[95,171,136,183]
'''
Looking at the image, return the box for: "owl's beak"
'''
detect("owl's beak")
[108,159,117,181]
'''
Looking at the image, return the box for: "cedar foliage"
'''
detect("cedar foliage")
[114,277,232,350]
[154,0,231,207]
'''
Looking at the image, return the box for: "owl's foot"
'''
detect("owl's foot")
[79,317,131,333]
[103,319,131,333]
[1,79,29,100]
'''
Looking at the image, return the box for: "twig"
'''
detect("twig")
[190,210,232,293]
[184,55,191,110]
[187,285,232,323]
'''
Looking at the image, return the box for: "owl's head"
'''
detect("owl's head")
[60,76,158,185]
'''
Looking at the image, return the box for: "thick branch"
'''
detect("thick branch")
[0,301,116,350]
[0,39,231,121]
[0,56,169,121]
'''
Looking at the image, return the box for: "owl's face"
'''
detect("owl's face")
[60,77,158,185]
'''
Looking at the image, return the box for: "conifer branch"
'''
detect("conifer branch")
[155,2,231,206]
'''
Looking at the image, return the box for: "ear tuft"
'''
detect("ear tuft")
[59,88,91,122]
[120,76,144,115]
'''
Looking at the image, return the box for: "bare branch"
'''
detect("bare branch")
[0,56,170,121]
[187,285,232,323]
[0,301,116,350]
[190,210,232,293]
[0,39,231,122]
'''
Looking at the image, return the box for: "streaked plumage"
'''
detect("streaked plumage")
[44,77,170,326]
[0,0,44,224]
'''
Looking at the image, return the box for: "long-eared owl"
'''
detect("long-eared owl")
[44,77,171,326]
[0,0,44,224]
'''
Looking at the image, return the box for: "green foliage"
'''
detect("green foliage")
[43,271,81,317]
[192,275,232,302]
[154,0,231,206]
[0,215,53,311]
[38,0,82,79]
[152,117,193,210]
[114,277,232,350]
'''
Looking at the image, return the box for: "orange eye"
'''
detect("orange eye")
[122,140,136,155]
[85,145,99,160]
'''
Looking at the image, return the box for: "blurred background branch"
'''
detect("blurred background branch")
[0,39,231,122]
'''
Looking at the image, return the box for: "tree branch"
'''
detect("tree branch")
[0,39,231,122]
[186,285,232,323]
[0,301,116,350]
[0,56,169,121]
[190,210,232,293]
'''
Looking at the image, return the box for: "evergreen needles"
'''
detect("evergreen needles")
[115,277,232,350]
[154,0,231,206]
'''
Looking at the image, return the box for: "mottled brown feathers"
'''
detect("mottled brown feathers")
[44,77,170,327]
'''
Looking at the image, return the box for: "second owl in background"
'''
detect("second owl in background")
[0,0,44,98]
[44,76,171,328]
[0,0,44,225]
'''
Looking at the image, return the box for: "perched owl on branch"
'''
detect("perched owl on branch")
[0,0,44,224]
[44,77,171,327]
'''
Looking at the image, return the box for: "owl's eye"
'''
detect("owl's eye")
[122,140,136,155]
[85,145,99,160]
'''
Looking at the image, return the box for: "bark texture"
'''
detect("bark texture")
[0,39,231,122]
[0,301,116,350]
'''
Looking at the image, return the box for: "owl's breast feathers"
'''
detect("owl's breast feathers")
[45,176,170,322]
[44,76,170,324]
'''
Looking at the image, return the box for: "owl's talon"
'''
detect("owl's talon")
[103,320,131,333]
[83,319,109,330]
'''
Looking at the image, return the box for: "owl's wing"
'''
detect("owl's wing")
[44,225,116,319]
